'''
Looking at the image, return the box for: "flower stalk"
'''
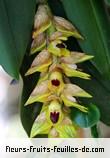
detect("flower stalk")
[24,2,93,138]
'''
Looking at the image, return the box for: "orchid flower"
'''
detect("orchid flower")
[25,71,92,112]
[30,100,77,138]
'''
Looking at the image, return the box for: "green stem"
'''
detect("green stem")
[91,125,99,138]
[46,24,56,36]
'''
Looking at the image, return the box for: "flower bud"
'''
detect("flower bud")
[25,50,52,75]
[33,4,51,38]
[54,16,83,39]
[30,33,46,54]
[60,52,94,64]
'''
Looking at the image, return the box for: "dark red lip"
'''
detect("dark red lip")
[50,111,59,123]
[51,79,60,86]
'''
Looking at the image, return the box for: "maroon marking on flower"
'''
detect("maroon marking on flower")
[50,112,59,123]
[56,43,65,48]
[51,79,60,86]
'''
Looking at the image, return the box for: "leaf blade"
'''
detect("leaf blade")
[0,0,36,78]
[71,104,100,128]
[62,0,110,80]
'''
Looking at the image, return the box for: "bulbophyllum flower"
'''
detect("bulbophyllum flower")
[60,83,92,112]
[25,71,91,112]
[30,33,46,55]
[25,71,65,105]
[60,51,93,79]
[30,100,77,138]
[32,4,52,38]
[47,42,93,79]
[25,49,52,75]
[49,31,68,42]
[61,63,90,79]
[47,40,70,57]
[54,16,83,39]
[60,51,93,64]
[25,80,51,105]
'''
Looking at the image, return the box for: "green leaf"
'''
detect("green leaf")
[105,0,110,4]
[20,102,42,136]
[71,104,100,128]
[61,0,110,80]
[0,0,36,79]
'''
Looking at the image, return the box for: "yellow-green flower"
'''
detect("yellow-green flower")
[25,80,51,105]
[25,49,52,76]
[60,51,93,79]
[30,33,46,55]
[54,16,83,39]
[32,4,52,38]
[61,63,91,79]
[60,51,94,64]
[49,31,68,42]
[25,71,92,112]
[25,71,64,105]
[61,83,92,112]
[48,42,93,79]
[47,40,70,57]
[30,100,77,138]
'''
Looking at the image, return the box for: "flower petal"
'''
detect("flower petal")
[25,80,51,105]
[33,5,51,38]
[56,125,77,138]
[38,73,49,84]
[61,94,88,112]
[25,93,51,106]
[25,50,52,75]
[60,52,94,64]
[30,33,46,55]
[49,31,68,41]
[61,117,73,125]
[47,40,62,56]
[30,112,51,137]
[49,128,59,138]
[63,83,92,98]
[60,48,70,57]
[54,16,83,39]
[61,63,91,79]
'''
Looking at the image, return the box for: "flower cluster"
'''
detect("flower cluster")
[25,4,93,138]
